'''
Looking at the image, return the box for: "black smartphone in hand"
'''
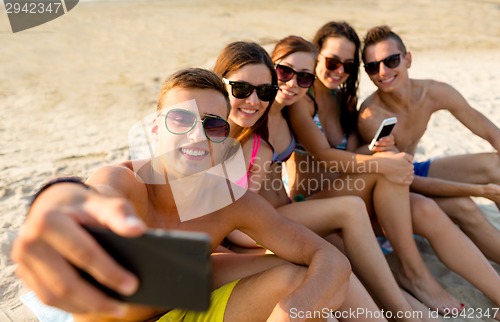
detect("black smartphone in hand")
[79,226,212,311]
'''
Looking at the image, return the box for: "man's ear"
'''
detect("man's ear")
[405,52,412,68]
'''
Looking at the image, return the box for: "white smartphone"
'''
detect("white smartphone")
[368,117,397,151]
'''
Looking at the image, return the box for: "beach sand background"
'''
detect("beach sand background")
[1,0,499,321]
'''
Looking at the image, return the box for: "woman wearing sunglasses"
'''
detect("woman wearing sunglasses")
[287,21,467,315]
[213,40,398,321]
[213,38,432,321]
[266,36,428,321]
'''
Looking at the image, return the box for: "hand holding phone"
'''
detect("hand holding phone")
[79,226,212,311]
[368,117,397,151]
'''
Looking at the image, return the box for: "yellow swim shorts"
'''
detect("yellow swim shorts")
[157,279,239,322]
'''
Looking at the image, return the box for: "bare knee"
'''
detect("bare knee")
[445,197,488,229]
[331,196,370,226]
[487,153,500,183]
[411,195,452,235]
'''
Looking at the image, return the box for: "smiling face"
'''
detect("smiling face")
[316,36,356,90]
[224,63,273,129]
[363,38,411,92]
[155,88,229,178]
[274,51,316,106]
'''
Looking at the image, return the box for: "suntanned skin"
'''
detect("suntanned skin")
[12,86,352,322]
[358,37,500,265]
[222,49,426,321]
[359,37,500,321]
[285,35,465,315]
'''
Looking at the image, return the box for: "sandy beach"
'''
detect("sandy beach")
[1,0,499,321]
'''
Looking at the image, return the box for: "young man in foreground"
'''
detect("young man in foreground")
[12,68,380,321]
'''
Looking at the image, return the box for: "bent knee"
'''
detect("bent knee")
[332,196,370,223]
[484,153,500,182]
[445,197,487,227]
[411,195,452,231]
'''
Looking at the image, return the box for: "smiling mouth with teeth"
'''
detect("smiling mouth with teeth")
[240,108,258,114]
[181,148,208,157]
[281,89,296,96]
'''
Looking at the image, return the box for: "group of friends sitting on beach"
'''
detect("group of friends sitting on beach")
[11,22,500,322]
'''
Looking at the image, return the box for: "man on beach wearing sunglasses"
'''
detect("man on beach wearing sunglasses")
[357,25,500,265]
[12,68,351,321]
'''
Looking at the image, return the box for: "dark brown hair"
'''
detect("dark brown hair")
[362,25,407,62]
[213,41,277,144]
[157,68,230,115]
[313,21,360,135]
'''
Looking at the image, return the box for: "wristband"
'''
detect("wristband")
[29,177,91,207]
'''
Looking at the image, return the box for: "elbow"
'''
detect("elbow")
[325,247,352,310]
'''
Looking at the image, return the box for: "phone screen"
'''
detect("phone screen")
[377,123,396,140]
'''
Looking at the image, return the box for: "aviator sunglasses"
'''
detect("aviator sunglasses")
[275,64,316,88]
[222,78,278,102]
[320,54,356,74]
[164,108,230,143]
[364,53,401,75]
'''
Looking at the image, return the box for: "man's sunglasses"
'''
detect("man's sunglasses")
[164,108,230,143]
[275,64,316,88]
[321,54,356,74]
[222,78,278,102]
[364,53,401,75]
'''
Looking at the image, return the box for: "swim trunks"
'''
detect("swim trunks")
[413,160,431,177]
[157,279,239,322]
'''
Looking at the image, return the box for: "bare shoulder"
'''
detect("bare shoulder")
[419,79,467,110]
[419,79,456,99]
[87,161,147,198]
[289,91,315,116]
[359,92,388,124]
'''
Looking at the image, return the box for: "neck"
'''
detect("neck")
[229,120,243,139]
[378,78,413,111]
[313,79,333,98]
[269,101,285,116]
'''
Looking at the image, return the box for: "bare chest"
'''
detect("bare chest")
[392,109,433,154]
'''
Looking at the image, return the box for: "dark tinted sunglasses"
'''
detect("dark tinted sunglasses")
[364,53,401,75]
[222,78,278,102]
[164,109,230,143]
[321,54,356,74]
[275,64,316,88]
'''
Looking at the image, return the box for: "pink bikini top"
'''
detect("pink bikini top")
[235,134,261,188]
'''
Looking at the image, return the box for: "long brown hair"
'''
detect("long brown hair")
[313,21,360,134]
[213,41,277,144]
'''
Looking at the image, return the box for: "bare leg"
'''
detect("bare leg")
[279,196,421,321]
[427,153,500,185]
[336,274,387,322]
[371,180,462,315]
[434,196,500,264]
[410,194,500,310]
[311,174,462,315]
[226,264,375,322]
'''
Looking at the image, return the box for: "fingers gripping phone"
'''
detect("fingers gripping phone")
[78,226,212,311]
[368,117,397,151]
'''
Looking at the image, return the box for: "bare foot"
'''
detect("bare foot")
[387,254,464,316]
